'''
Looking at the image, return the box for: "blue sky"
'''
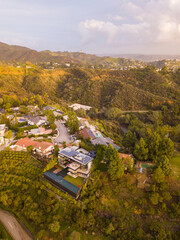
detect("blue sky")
[0,0,180,55]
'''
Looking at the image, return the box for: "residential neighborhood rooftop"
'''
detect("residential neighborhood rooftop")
[43,167,80,198]
[69,103,92,111]
[0,124,6,131]
[59,147,94,165]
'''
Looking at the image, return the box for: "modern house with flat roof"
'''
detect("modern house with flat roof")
[58,146,94,178]
[43,167,81,198]
[69,103,92,111]
[91,136,120,150]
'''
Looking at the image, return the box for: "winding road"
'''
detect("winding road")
[53,120,72,144]
[0,208,33,240]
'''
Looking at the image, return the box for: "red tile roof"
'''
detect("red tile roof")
[79,128,95,139]
[15,137,37,148]
[35,141,54,151]
[119,153,131,159]
[15,137,54,152]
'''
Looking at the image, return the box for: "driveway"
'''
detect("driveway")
[53,120,72,144]
[0,208,33,240]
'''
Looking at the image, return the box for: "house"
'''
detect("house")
[28,116,48,126]
[34,141,54,156]
[17,117,28,124]
[27,105,39,113]
[69,103,92,111]
[79,119,91,130]
[0,124,5,145]
[43,167,81,198]
[11,107,19,112]
[53,109,64,117]
[14,137,54,157]
[28,127,52,136]
[58,146,94,178]
[14,137,37,151]
[91,137,120,150]
[78,128,96,140]
[43,106,56,111]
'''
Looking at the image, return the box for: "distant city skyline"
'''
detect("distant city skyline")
[0,0,180,55]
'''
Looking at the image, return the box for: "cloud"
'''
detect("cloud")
[79,0,180,52]
[80,19,119,43]
[108,15,124,21]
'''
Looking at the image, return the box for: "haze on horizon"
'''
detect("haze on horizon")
[0,0,180,55]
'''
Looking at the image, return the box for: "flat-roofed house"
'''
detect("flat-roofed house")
[43,167,81,198]
[58,147,94,178]
[91,136,120,150]
[69,103,92,111]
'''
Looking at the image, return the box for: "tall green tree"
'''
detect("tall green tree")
[107,145,124,180]
[134,138,149,161]
[122,130,137,153]
[66,111,79,134]
[156,155,171,176]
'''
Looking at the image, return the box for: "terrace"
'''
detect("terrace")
[43,166,84,198]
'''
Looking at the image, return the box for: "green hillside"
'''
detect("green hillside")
[0,63,179,110]
[0,42,144,69]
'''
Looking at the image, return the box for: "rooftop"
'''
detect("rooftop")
[59,147,93,165]
[44,167,80,197]
[79,128,96,139]
[15,137,54,151]
[0,124,5,131]
[69,103,92,111]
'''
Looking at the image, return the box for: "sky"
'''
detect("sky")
[0,0,180,55]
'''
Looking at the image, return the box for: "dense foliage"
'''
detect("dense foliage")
[0,63,180,111]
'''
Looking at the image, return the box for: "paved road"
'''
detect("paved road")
[53,120,72,144]
[0,208,33,240]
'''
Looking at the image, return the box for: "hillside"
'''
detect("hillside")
[0,42,144,69]
[0,63,180,110]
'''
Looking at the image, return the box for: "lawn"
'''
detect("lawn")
[64,175,84,187]
[170,152,180,179]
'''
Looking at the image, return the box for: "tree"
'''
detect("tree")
[148,132,161,162]
[134,138,149,161]
[107,145,124,180]
[122,130,137,153]
[5,130,13,139]
[48,221,60,233]
[45,110,55,125]
[150,192,160,205]
[156,155,171,176]
[19,105,28,114]
[105,107,121,119]
[27,145,34,154]
[159,137,174,160]
[153,167,165,184]
[75,108,86,118]
[66,111,79,134]
[54,144,59,157]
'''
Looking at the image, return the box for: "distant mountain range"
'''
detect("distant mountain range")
[108,54,180,62]
[1,41,180,69]
[0,42,143,68]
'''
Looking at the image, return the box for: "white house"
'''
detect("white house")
[0,124,6,145]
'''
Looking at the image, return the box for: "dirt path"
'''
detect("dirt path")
[0,208,33,240]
